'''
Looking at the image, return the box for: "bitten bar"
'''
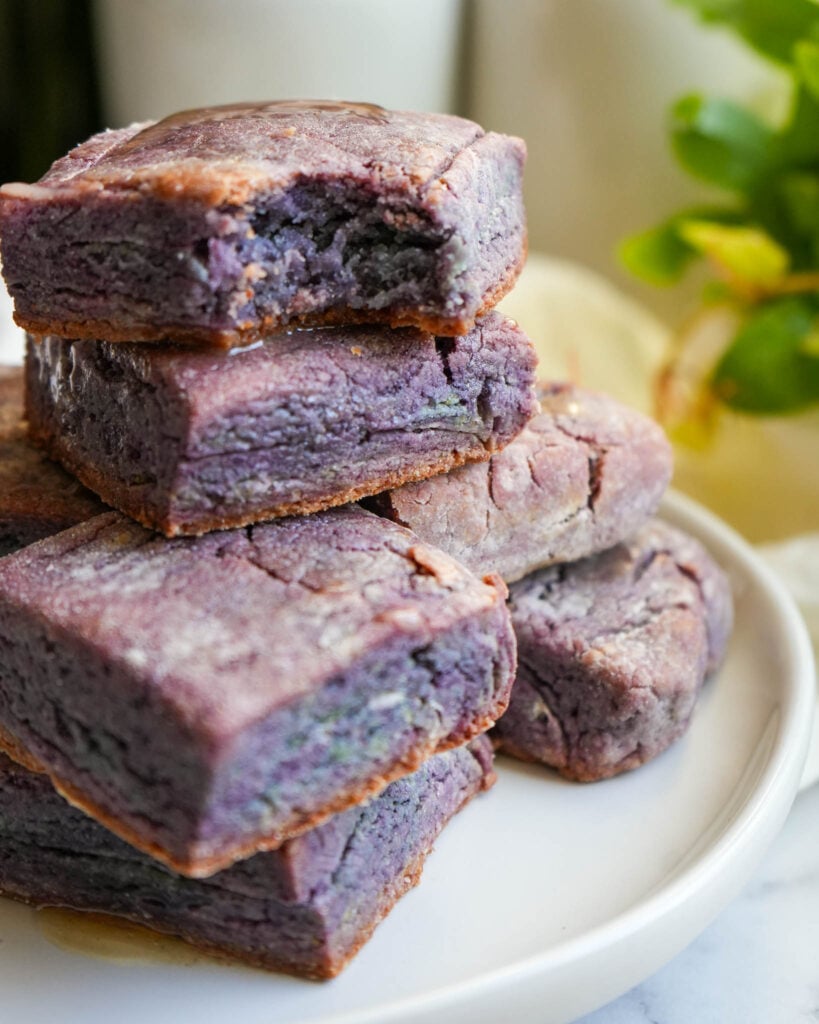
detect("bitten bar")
[0,739,494,978]
[24,312,537,536]
[0,506,515,876]
[0,101,526,345]
[493,520,733,781]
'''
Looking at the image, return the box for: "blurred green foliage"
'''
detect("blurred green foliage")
[622,0,819,416]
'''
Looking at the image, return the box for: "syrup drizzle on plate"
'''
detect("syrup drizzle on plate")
[34,908,215,968]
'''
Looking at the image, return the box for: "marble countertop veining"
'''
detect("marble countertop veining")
[578,778,819,1024]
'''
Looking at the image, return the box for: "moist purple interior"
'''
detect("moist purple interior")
[0,739,492,977]
[3,187,453,332]
[234,182,452,319]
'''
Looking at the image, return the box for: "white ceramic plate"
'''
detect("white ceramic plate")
[801,712,819,789]
[0,490,813,1024]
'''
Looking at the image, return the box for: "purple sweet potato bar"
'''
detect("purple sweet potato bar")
[0,366,104,554]
[0,101,526,346]
[25,312,537,537]
[367,384,672,582]
[0,738,494,978]
[0,506,514,876]
[494,520,733,781]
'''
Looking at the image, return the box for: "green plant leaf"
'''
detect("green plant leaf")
[771,83,819,167]
[618,221,697,285]
[678,219,790,284]
[620,207,744,283]
[802,325,819,355]
[671,94,773,191]
[779,171,819,234]
[794,39,819,100]
[702,280,735,302]
[671,0,819,65]
[711,297,819,412]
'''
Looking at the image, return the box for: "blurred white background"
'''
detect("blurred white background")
[469,0,785,320]
[93,0,785,323]
[94,0,466,124]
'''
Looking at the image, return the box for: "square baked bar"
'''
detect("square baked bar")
[493,520,733,781]
[0,101,526,346]
[0,506,514,876]
[25,311,537,536]
[0,739,493,978]
[367,384,672,583]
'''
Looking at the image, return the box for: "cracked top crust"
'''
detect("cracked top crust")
[0,506,508,741]
[0,101,514,207]
[509,518,733,683]
[371,383,672,582]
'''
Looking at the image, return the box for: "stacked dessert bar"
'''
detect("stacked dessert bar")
[0,101,732,978]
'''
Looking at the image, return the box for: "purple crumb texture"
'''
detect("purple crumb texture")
[0,738,493,977]
[23,311,538,535]
[368,383,672,582]
[0,102,526,341]
[0,506,515,874]
[493,519,733,781]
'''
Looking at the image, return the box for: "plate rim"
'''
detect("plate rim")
[311,488,817,1024]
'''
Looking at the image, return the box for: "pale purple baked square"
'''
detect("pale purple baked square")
[0,506,514,876]
[494,519,733,780]
[367,384,672,582]
[24,312,537,536]
[0,102,526,346]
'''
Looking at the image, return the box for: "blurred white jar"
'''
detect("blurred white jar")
[94,0,464,125]
[469,0,786,321]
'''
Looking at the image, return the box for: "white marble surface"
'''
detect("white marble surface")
[578,777,819,1023]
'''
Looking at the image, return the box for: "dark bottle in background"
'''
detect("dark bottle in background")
[0,0,102,184]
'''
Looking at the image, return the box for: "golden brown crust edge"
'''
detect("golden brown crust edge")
[0,722,48,775]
